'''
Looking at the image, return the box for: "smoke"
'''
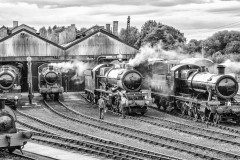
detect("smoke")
[221,59,240,74]
[128,43,201,67]
[50,60,90,84]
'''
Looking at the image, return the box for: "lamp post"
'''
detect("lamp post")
[27,56,34,104]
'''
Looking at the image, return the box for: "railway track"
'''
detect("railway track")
[13,150,59,160]
[55,94,240,160]
[148,105,240,135]
[16,109,177,160]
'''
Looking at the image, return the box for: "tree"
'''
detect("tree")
[39,27,47,38]
[135,20,158,48]
[119,26,139,46]
[79,27,87,33]
[52,25,58,31]
[47,26,52,35]
[141,24,186,50]
[184,39,202,54]
[225,41,240,54]
[202,30,240,57]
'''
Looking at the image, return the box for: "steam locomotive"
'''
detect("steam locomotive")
[84,62,151,115]
[0,65,22,109]
[38,64,64,100]
[148,58,240,124]
[0,98,32,153]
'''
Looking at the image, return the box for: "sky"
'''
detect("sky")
[0,0,240,41]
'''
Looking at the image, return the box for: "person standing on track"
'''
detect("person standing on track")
[98,95,106,120]
[119,92,128,119]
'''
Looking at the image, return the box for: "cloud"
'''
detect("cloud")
[0,0,239,41]
[207,6,240,14]
[1,0,212,8]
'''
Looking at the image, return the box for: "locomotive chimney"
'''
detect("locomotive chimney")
[217,64,225,75]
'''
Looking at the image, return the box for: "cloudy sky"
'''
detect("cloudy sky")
[0,0,240,41]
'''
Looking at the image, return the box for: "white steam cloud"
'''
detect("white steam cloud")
[50,60,90,84]
[221,59,240,74]
[128,43,201,67]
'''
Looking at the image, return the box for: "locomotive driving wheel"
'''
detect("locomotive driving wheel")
[213,113,221,124]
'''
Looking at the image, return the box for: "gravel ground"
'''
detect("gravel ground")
[17,105,198,160]
[18,108,196,159]
[63,99,240,155]
[15,92,240,160]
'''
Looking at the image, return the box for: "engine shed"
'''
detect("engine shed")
[0,22,138,92]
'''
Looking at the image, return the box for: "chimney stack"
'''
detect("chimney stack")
[113,21,118,36]
[106,24,111,32]
[13,21,18,28]
[217,65,225,75]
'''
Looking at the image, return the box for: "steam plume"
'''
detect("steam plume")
[129,43,201,67]
[221,59,240,74]
[50,60,90,83]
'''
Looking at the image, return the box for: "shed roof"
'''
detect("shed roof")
[0,28,64,49]
[63,28,138,50]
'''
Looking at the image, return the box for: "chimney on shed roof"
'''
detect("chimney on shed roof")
[106,24,110,33]
[13,21,18,28]
[113,21,118,36]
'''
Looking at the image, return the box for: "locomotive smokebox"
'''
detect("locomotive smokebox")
[217,65,225,75]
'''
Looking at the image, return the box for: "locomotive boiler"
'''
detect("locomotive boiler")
[84,62,151,115]
[0,65,22,109]
[0,98,32,153]
[184,65,238,99]
[38,64,64,100]
[149,58,240,124]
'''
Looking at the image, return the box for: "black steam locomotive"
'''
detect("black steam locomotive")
[0,65,22,109]
[38,64,64,100]
[84,62,151,115]
[148,58,240,124]
[0,98,32,153]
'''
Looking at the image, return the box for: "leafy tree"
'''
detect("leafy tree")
[52,25,58,31]
[47,26,52,35]
[135,20,158,48]
[225,41,240,54]
[202,30,240,57]
[79,27,87,33]
[184,39,202,54]
[119,26,140,46]
[142,24,186,50]
[39,27,47,38]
